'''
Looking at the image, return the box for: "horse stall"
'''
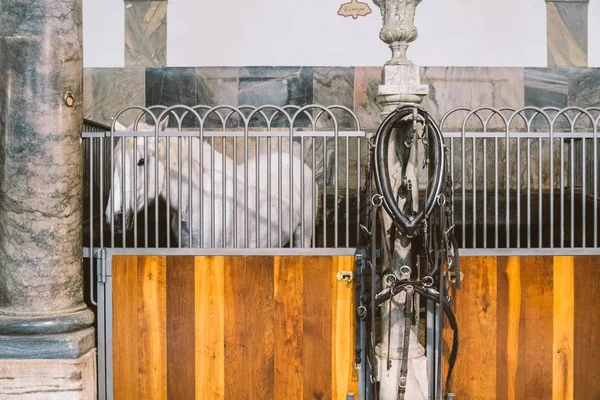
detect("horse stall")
[83,105,367,399]
[83,104,600,400]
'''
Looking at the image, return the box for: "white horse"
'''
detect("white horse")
[104,117,316,248]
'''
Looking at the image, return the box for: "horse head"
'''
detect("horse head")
[105,116,169,232]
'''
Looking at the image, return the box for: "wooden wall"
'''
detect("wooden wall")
[445,256,600,400]
[112,255,358,400]
[111,254,600,400]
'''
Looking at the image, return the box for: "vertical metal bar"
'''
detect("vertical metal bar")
[188,136,193,248]
[461,126,466,246]
[594,128,598,248]
[244,123,249,248]
[527,136,531,248]
[517,135,521,248]
[223,136,228,247]
[495,135,499,249]
[110,133,114,248]
[570,136,575,248]
[233,133,238,248]
[560,133,565,248]
[105,259,114,400]
[426,300,435,400]
[550,127,555,248]
[483,135,487,248]
[323,136,327,247]
[301,135,306,247]
[89,139,95,299]
[334,127,339,248]
[199,128,204,248]
[505,128,510,248]
[582,137,586,247]
[539,135,543,248]
[133,136,138,249]
[155,130,160,248]
[313,136,317,248]
[279,134,283,247]
[100,137,104,249]
[166,137,171,247]
[346,133,350,248]
[289,128,294,248]
[256,136,260,247]
[178,137,182,248]
[472,133,476,247]
[211,136,216,248]
[96,255,106,400]
[121,138,126,247]
[357,136,361,248]
[267,136,272,248]
[144,137,148,248]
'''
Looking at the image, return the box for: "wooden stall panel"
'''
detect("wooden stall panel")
[112,255,355,400]
[113,255,167,400]
[574,256,600,400]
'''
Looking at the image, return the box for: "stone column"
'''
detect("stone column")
[0,1,96,398]
[372,1,429,399]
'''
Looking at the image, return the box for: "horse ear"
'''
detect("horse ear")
[158,116,169,131]
[113,120,127,131]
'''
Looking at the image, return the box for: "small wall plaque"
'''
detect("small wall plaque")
[337,0,372,19]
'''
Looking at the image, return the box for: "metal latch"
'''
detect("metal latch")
[337,271,353,283]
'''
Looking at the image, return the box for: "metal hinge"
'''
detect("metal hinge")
[97,248,107,284]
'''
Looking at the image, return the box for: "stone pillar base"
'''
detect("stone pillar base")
[0,349,97,400]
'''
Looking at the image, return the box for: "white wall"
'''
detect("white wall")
[589,0,600,67]
[84,0,550,68]
[83,0,124,68]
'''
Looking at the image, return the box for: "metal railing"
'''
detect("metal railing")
[82,105,600,254]
[82,104,367,255]
[441,106,600,253]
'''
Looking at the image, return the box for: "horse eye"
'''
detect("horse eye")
[137,158,145,167]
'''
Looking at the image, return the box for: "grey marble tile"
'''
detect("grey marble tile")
[420,67,525,131]
[547,2,588,67]
[313,67,355,130]
[525,68,569,108]
[238,66,313,128]
[125,2,167,67]
[354,66,382,133]
[83,68,93,120]
[524,68,569,131]
[195,67,240,128]
[88,68,146,127]
[145,67,199,127]
[568,68,600,108]
[567,68,600,130]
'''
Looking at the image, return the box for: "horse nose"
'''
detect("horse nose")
[112,212,123,232]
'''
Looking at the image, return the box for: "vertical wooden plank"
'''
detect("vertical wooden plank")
[112,255,139,400]
[574,256,600,399]
[224,256,248,400]
[303,256,332,400]
[274,256,304,400]
[520,256,553,399]
[167,256,196,399]
[506,256,522,400]
[450,256,497,399]
[137,256,167,400]
[246,256,275,399]
[332,256,357,400]
[553,256,574,400]
[195,256,225,400]
[495,256,509,400]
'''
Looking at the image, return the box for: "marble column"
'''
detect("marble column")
[372,1,429,399]
[0,0,96,398]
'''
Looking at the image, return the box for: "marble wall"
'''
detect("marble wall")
[84,65,600,192]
